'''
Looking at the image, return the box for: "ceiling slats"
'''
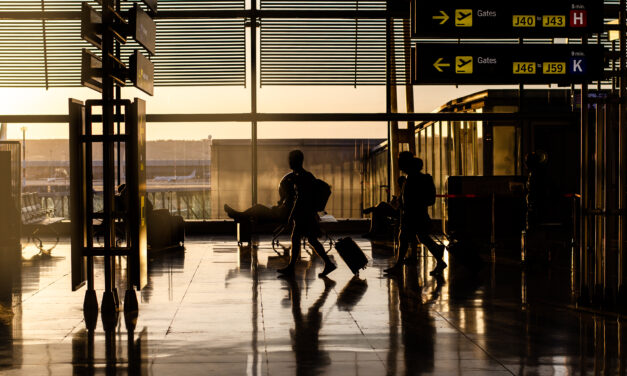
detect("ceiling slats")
[0,1,246,87]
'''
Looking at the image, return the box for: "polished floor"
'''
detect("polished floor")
[0,236,625,375]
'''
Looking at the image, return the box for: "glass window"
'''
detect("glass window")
[492,126,517,175]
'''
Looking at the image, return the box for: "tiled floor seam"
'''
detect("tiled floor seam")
[330,284,390,373]
[16,271,71,307]
[148,249,208,372]
[433,310,516,375]
[256,269,271,376]
[164,252,206,335]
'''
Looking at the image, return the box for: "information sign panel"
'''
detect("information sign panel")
[412,1,602,38]
[131,4,157,56]
[130,51,154,96]
[388,0,410,16]
[81,49,103,93]
[127,98,148,290]
[81,2,102,49]
[413,43,605,85]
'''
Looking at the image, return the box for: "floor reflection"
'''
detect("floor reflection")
[0,238,626,374]
[140,248,186,303]
[72,314,148,376]
[393,264,437,375]
[282,275,334,376]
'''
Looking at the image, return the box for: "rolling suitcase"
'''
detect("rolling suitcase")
[334,237,368,275]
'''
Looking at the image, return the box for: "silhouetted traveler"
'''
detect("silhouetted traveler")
[278,150,336,277]
[362,176,405,239]
[224,172,296,223]
[385,152,446,276]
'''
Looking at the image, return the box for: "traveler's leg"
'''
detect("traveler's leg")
[278,225,301,274]
[417,230,447,275]
[308,236,336,277]
[385,227,412,274]
[403,239,419,266]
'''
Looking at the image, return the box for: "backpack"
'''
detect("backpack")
[424,173,436,207]
[313,178,332,212]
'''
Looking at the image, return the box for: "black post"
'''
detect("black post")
[251,1,258,205]
[101,0,118,316]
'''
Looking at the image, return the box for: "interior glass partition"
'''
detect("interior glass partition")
[414,119,485,219]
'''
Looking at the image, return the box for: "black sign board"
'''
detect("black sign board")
[413,43,605,85]
[81,49,103,93]
[388,0,410,17]
[127,98,148,290]
[412,0,602,38]
[130,50,154,96]
[130,4,157,56]
[81,2,102,49]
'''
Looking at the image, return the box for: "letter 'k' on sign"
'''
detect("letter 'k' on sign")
[570,10,587,27]
[569,58,586,74]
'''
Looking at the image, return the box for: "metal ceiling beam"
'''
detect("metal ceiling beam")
[0,112,575,124]
[0,10,402,21]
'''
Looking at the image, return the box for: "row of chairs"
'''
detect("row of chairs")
[21,193,63,252]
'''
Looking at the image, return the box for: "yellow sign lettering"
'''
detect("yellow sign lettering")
[513,62,536,74]
[513,15,536,27]
[542,15,566,27]
[543,62,566,74]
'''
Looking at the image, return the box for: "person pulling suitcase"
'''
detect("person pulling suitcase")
[277,150,337,277]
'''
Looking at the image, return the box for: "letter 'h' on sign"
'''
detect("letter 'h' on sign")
[570,10,587,27]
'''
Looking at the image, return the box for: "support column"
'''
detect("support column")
[618,0,627,310]
[250,1,258,205]
[386,17,400,198]
[402,19,415,156]
[579,80,591,306]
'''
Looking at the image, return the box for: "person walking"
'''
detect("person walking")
[278,150,337,277]
[385,152,446,276]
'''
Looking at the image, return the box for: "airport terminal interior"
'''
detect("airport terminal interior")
[1,0,627,375]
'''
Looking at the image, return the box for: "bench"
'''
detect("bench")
[236,213,337,256]
[21,193,63,252]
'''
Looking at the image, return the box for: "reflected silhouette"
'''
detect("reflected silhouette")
[282,275,334,376]
[140,248,186,303]
[72,314,147,375]
[336,276,368,312]
[388,264,437,375]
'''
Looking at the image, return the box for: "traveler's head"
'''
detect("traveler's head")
[288,149,304,170]
[415,157,424,172]
[524,150,548,171]
[398,151,415,173]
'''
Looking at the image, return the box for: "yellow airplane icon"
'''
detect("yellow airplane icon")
[455,56,473,74]
[455,9,473,27]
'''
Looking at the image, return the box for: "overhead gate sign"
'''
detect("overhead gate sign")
[413,44,605,85]
[412,0,602,38]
